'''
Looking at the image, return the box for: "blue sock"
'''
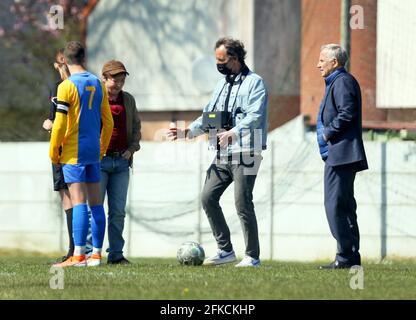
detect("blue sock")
[90,205,106,249]
[85,210,93,255]
[72,204,89,246]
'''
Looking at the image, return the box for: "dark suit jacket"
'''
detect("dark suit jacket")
[321,71,368,172]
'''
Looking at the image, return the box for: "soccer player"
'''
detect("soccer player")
[50,41,114,267]
[42,48,74,263]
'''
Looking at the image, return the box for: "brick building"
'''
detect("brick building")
[301,0,416,130]
[85,0,416,140]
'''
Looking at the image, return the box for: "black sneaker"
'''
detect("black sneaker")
[107,257,131,265]
[318,260,358,270]
[56,253,73,263]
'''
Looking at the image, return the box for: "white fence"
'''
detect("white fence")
[0,117,415,261]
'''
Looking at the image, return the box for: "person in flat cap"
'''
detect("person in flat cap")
[100,60,142,265]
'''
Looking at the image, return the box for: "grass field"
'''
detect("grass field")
[0,251,415,300]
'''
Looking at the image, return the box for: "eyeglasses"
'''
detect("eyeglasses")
[106,77,125,84]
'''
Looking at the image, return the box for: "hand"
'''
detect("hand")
[166,128,189,141]
[43,119,53,132]
[217,130,237,148]
[166,128,178,141]
[122,150,132,160]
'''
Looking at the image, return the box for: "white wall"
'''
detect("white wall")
[0,117,415,261]
[86,0,254,111]
[377,0,416,108]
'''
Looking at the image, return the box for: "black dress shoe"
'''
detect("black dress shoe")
[318,260,358,270]
[56,253,73,263]
[56,255,68,263]
[108,257,131,265]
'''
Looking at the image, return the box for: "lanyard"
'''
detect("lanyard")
[211,76,244,114]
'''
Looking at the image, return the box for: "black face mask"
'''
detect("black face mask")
[216,61,232,75]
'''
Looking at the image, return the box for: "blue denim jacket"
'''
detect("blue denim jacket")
[188,69,268,155]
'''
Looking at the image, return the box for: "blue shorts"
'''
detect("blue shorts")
[62,163,101,184]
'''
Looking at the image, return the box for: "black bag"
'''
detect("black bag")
[202,111,231,131]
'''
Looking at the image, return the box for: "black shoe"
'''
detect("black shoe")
[107,257,131,265]
[56,253,73,263]
[57,256,67,263]
[318,260,359,270]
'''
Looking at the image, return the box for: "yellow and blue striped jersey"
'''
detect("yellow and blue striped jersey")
[49,71,114,165]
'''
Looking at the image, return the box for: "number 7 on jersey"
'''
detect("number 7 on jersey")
[86,86,96,109]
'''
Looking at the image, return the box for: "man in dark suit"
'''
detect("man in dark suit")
[316,44,368,269]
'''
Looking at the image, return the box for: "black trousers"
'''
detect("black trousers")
[324,163,361,265]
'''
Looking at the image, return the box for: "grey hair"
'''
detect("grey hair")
[321,44,348,66]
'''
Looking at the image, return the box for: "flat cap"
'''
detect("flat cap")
[102,60,129,76]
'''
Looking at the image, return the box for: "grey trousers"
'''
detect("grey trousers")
[201,154,262,260]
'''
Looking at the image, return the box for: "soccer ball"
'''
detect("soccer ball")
[177,241,205,266]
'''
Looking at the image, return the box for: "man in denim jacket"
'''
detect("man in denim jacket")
[168,37,268,267]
